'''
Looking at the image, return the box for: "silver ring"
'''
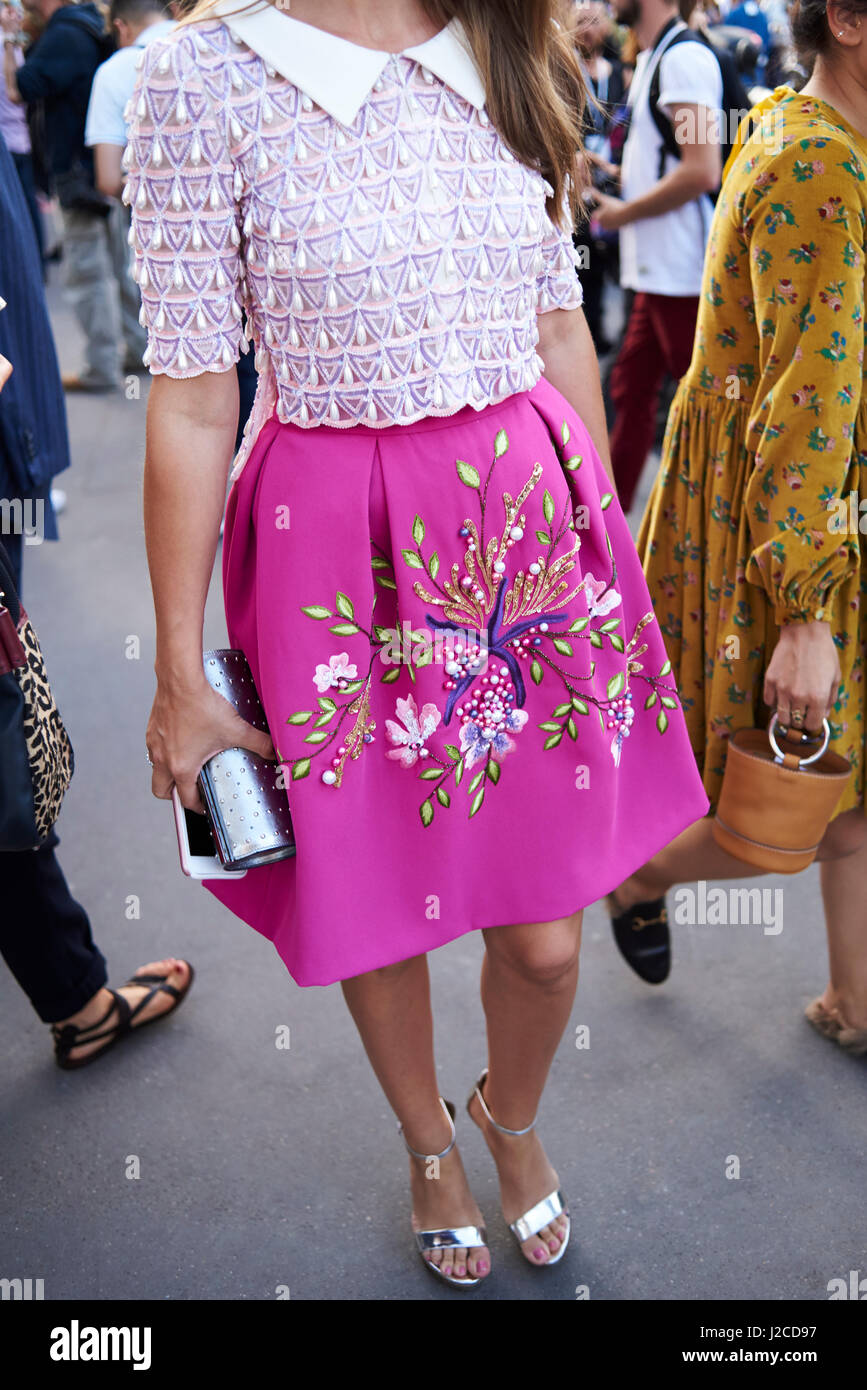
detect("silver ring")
[146,748,153,766]
[768,713,830,766]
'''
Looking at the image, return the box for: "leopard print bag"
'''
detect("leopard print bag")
[0,582,74,849]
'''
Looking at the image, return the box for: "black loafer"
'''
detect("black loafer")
[607,894,671,985]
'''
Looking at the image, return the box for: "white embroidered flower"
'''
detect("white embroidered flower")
[313,652,358,693]
[584,572,622,619]
[385,694,442,767]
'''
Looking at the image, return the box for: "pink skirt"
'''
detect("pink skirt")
[207,379,708,985]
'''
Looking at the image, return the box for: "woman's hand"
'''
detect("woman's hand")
[763,620,841,734]
[0,353,11,394]
[147,674,276,811]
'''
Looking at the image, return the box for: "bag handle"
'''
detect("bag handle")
[768,714,831,768]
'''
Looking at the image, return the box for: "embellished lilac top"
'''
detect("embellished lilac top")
[124,6,583,475]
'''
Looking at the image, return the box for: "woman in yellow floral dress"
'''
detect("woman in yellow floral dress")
[609,0,867,1052]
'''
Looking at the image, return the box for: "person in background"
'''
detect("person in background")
[571,0,627,355]
[1,0,149,390]
[85,0,175,199]
[0,2,42,259]
[610,0,867,1056]
[592,0,723,512]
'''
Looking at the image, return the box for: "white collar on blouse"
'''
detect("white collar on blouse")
[207,0,486,125]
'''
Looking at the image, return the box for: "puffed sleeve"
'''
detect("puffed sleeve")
[743,135,864,623]
[123,31,247,377]
[536,186,584,313]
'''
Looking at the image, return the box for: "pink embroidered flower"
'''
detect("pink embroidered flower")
[584,573,623,619]
[314,652,358,693]
[385,695,442,767]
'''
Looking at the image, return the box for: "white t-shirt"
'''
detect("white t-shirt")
[85,19,176,148]
[619,25,723,297]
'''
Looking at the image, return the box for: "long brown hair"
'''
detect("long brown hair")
[175,0,587,225]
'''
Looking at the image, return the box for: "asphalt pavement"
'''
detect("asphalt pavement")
[1,276,865,1303]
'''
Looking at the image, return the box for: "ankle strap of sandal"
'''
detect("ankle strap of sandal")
[398,1096,456,1161]
[474,1068,536,1136]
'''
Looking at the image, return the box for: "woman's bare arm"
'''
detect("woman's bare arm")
[536,306,617,495]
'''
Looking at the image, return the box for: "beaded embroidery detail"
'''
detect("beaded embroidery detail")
[123,19,583,474]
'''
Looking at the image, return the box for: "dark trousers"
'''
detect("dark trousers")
[11,151,45,271]
[609,290,699,512]
[0,831,107,1023]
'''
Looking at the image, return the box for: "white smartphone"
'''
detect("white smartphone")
[172,785,247,880]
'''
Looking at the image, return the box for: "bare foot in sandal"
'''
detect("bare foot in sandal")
[51,958,194,1068]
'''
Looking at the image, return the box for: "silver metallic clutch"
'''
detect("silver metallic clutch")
[198,649,296,871]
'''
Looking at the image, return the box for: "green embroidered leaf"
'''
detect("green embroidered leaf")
[553,637,573,657]
[605,532,613,558]
[645,692,658,709]
[376,575,397,590]
[317,697,336,714]
[468,770,485,795]
[342,679,366,695]
[370,556,390,570]
[429,551,440,580]
[539,721,561,732]
[402,549,424,569]
[607,672,626,701]
[530,659,543,685]
[561,420,570,446]
[589,631,603,648]
[420,799,434,828]
[469,787,485,818]
[600,493,614,511]
[543,489,555,525]
[569,617,589,632]
[381,667,401,684]
[329,622,359,635]
[535,529,551,546]
[659,659,672,676]
[553,703,571,717]
[572,697,589,714]
[286,711,313,725]
[445,743,461,759]
[420,767,441,780]
[657,711,669,734]
[567,716,577,741]
[599,618,621,632]
[301,605,331,619]
[412,515,425,545]
[610,634,625,653]
[564,454,583,471]
[304,731,328,745]
[313,712,334,729]
[660,694,678,709]
[599,708,605,731]
[414,647,433,668]
[456,458,481,489]
[455,757,464,786]
[373,625,392,643]
[436,788,451,808]
[494,428,509,458]
[291,758,310,781]
[486,759,500,784]
[335,591,354,620]
[543,732,562,750]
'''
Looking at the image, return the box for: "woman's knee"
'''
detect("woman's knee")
[487,917,581,987]
[817,809,867,861]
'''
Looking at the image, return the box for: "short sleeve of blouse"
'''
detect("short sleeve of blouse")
[124,31,246,377]
[536,197,583,314]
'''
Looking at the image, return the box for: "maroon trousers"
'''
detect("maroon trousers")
[609,290,699,512]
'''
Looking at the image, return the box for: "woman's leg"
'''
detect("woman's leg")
[468,911,582,1265]
[341,953,490,1281]
[613,817,768,910]
[815,809,867,1029]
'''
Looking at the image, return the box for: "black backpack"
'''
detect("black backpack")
[647,25,752,200]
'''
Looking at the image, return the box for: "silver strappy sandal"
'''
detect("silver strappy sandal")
[398,1096,489,1289]
[468,1068,571,1266]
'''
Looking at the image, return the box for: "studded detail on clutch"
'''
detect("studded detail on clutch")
[198,649,296,871]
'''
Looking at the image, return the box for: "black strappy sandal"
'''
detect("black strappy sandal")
[607,894,671,985]
[51,962,195,1070]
